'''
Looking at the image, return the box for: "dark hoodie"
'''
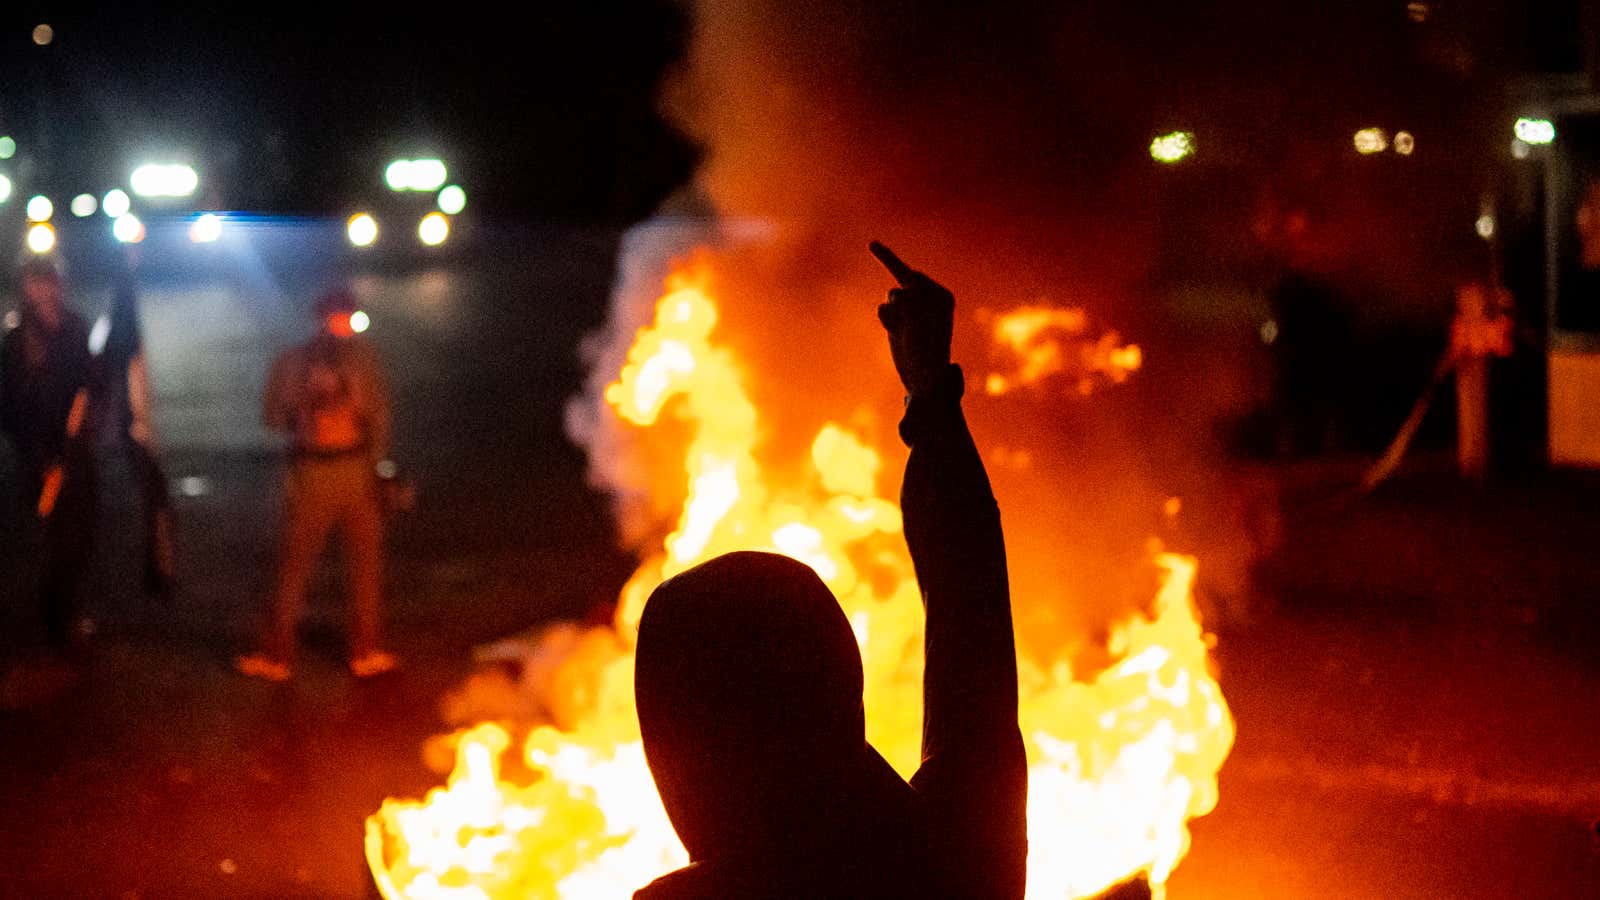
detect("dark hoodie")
[634,367,1027,899]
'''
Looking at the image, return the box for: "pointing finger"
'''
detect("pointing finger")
[869,241,918,287]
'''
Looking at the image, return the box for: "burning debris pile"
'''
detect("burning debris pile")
[365,257,1234,899]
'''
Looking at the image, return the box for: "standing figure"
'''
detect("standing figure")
[237,290,395,680]
[1,259,98,655]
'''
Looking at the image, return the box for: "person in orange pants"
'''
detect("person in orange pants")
[238,290,395,681]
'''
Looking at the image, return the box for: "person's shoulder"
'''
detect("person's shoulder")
[633,862,731,900]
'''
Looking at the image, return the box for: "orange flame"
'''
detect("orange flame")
[981,305,1142,398]
[366,265,1232,900]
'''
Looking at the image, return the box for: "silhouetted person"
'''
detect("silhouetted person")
[632,243,1027,899]
[1269,272,1352,455]
[237,290,395,681]
[1,259,97,653]
[99,261,174,598]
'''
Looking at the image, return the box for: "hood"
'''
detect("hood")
[634,551,908,862]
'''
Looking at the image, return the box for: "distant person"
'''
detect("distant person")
[98,260,174,598]
[1269,271,1352,455]
[1,259,98,655]
[237,290,396,681]
[632,243,1027,899]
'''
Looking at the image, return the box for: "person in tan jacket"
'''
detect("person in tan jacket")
[238,290,395,680]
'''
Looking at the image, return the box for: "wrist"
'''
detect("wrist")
[899,364,965,446]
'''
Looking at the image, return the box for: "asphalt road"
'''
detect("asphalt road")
[1,221,1597,898]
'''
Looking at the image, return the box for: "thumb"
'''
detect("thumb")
[878,302,901,331]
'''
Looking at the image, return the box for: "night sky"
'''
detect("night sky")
[0,1,1588,223]
[0,2,698,218]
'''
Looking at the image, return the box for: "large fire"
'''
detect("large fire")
[366,263,1234,900]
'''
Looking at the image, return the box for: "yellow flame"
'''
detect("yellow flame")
[368,265,1233,900]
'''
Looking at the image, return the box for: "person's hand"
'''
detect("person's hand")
[871,241,954,396]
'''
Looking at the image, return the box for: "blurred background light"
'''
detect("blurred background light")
[437,184,467,214]
[102,188,131,218]
[0,174,11,204]
[418,212,450,246]
[385,159,448,192]
[1353,127,1388,154]
[0,136,14,159]
[1514,118,1555,145]
[113,213,146,244]
[1512,139,1532,159]
[32,24,53,46]
[1476,214,1496,240]
[1149,131,1194,164]
[70,193,97,217]
[347,212,379,247]
[189,212,223,243]
[26,195,53,222]
[350,310,371,334]
[26,223,56,254]
[1393,131,1415,155]
[130,163,199,198]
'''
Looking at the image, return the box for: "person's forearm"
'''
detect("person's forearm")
[901,365,1022,757]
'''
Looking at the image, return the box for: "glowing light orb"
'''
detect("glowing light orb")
[130,163,199,198]
[385,158,448,192]
[0,136,15,159]
[26,195,53,222]
[350,310,371,334]
[113,213,146,244]
[0,174,11,204]
[26,223,56,254]
[347,213,379,247]
[189,213,223,243]
[1353,128,1388,155]
[437,184,467,215]
[102,189,131,218]
[1476,215,1496,240]
[418,212,450,246]
[32,24,53,46]
[70,194,97,217]
[1393,131,1415,155]
[1514,118,1555,146]
[1149,131,1194,164]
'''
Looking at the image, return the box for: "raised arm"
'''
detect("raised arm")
[873,242,1027,899]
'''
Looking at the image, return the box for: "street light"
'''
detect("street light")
[130,163,198,198]
[418,212,450,246]
[113,213,146,244]
[1514,118,1556,145]
[1149,131,1195,164]
[189,213,223,243]
[1354,127,1388,154]
[437,184,467,214]
[26,195,52,222]
[102,188,131,218]
[26,223,55,254]
[385,159,448,192]
[70,193,97,217]
[347,212,379,247]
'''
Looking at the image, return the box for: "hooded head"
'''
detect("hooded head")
[635,551,908,863]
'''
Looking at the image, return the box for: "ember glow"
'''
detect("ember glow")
[366,264,1233,900]
[982,305,1142,397]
